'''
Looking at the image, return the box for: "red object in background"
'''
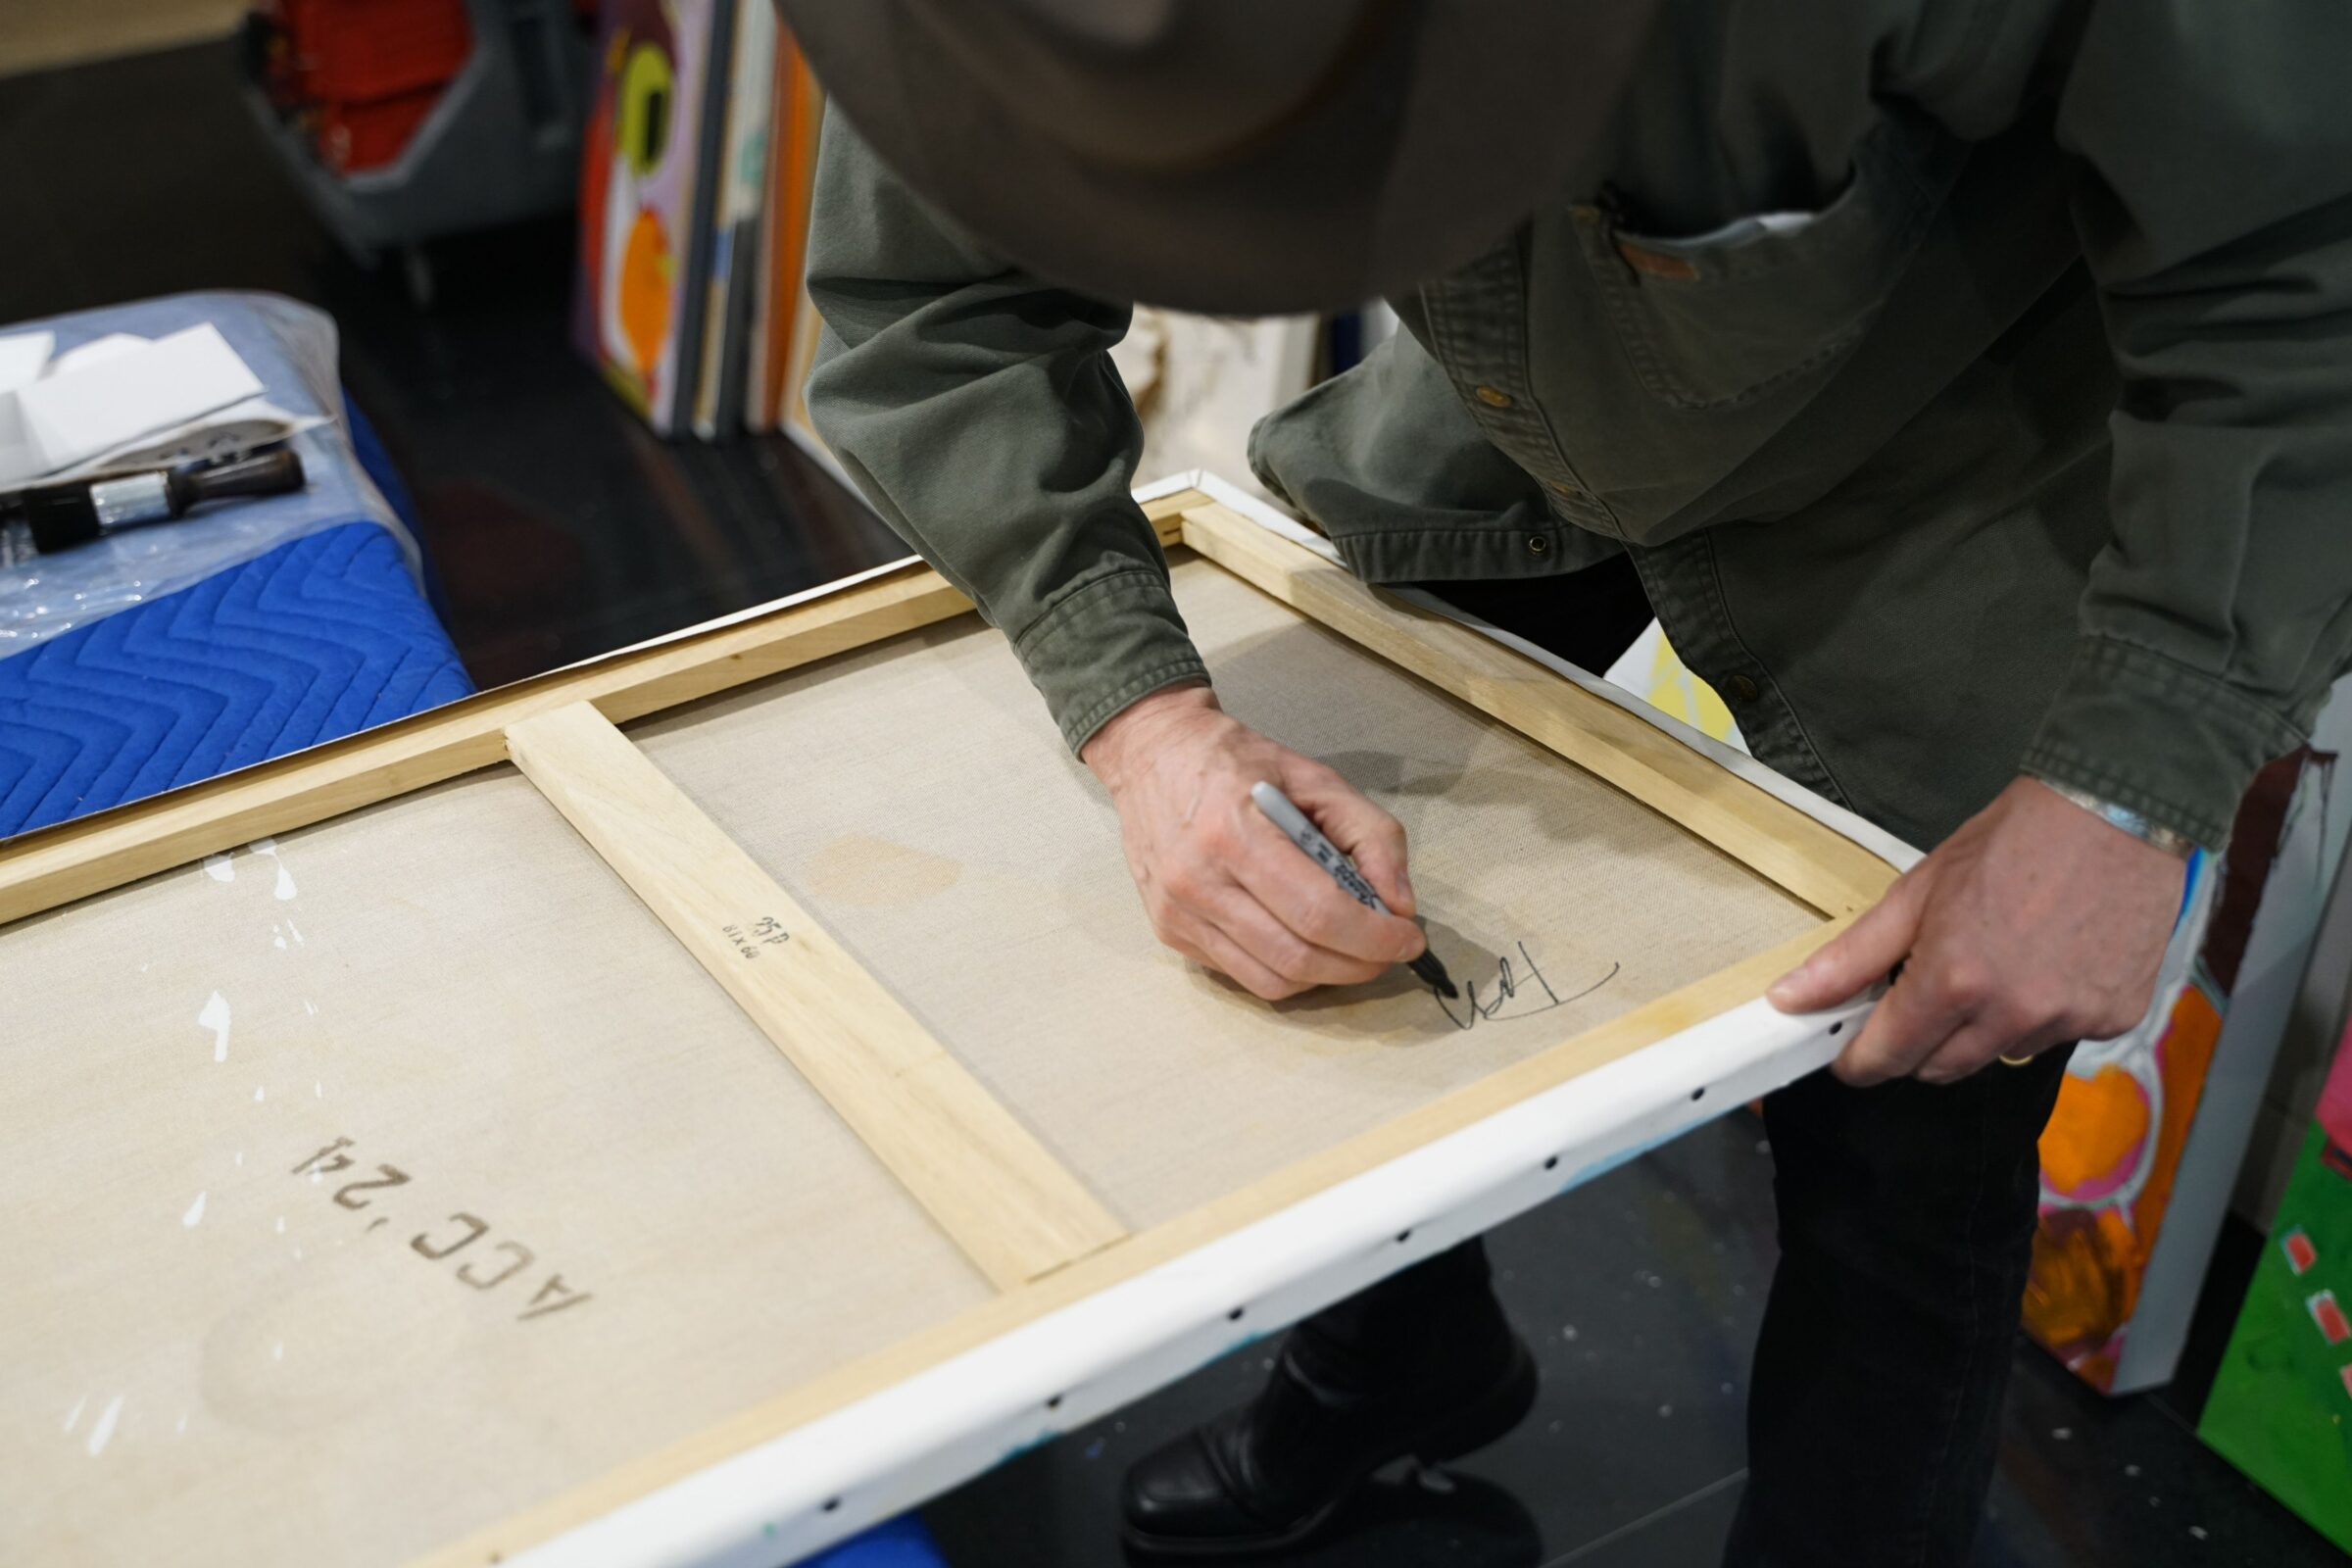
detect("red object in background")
[251,0,473,173]
[2284,1227,2320,1276]
[2313,1290,2351,1347]
[285,0,470,101]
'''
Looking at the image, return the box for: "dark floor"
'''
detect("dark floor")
[5,38,2342,1568]
[923,1112,2342,1568]
[0,40,907,692]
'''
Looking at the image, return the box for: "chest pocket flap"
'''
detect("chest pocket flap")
[1579,113,1966,411]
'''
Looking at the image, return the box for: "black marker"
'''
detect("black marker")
[18,447,307,554]
[1250,780,1457,998]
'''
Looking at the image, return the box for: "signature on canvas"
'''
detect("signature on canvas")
[1434,942,1620,1033]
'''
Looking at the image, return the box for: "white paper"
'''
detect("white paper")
[0,332,53,394]
[46,399,321,483]
[42,332,150,379]
[3,323,263,487]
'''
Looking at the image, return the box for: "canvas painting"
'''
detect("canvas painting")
[2199,1014,2352,1550]
[2023,754,2309,1391]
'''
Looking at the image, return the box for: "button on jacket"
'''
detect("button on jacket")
[803,0,2352,853]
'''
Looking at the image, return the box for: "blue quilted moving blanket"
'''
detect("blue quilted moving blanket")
[0,519,472,837]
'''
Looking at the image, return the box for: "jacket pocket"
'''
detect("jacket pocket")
[1577,113,1964,411]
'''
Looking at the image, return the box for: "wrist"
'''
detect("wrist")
[1081,679,1218,789]
[2025,773,2198,859]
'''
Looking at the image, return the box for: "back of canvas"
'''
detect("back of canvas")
[0,556,1813,1565]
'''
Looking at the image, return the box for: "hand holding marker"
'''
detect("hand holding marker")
[1250,780,1457,998]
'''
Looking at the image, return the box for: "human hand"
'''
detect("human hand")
[1081,683,1427,1001]
[1766,777,2188,1085]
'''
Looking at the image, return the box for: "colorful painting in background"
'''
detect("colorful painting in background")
[2198,1013,2352,1550]
[572,0,734,434]
[2023,753,2307,1391]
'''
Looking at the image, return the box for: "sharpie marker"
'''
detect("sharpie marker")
[1250,780,1457,998]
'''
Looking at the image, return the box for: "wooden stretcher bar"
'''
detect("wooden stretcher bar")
[505,702,1127,1290]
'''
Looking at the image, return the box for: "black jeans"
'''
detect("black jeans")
[1318,558,2075,1565]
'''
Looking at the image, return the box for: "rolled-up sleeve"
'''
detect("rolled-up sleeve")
[804,108,1206,751]
[2021,4,2352,848]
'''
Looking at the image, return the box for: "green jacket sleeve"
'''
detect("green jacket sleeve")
[802,108,1207,753]
[2017,5,2352,848]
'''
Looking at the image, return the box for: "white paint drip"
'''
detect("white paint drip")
[252,1085,265,1103]
[302,1000,317,1016]
[233,1151,243,1168]
[274,1215,285,1233]
[249,837,296,901]
[62,1395,85,1434]
[272,934,286,952]
[197,991,230,1062]
[202,853,234,883]
[271,1342,283,1362]
[174,1412,188,1436]
[285,918,304,945]
[181,1191,207,1228]
[85,1394,123,1456]
[313,1081,322,1099]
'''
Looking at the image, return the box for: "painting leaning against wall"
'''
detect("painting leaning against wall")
[2197,1003,2352,1552]
[2022,752,2314,1392]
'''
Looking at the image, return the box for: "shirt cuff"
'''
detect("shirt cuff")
[2020,636,2308,851]
[1012,566,1211,753]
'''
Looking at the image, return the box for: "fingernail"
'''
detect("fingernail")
[1766,961,1810,1004]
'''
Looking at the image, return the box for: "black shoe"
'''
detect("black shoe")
[1120,1331,1539,1559]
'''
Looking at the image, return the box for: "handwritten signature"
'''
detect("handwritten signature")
[1435,942,1621,1033]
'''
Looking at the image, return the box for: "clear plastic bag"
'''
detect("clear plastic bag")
[0,292,418,650]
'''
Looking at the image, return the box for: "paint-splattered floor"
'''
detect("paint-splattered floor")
[921,1114,2342,1567]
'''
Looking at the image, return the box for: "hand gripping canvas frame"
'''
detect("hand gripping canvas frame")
[0,472,1898,1567]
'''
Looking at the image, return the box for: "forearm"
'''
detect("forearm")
[804,107,1207,751]
[2033,7,2352,848]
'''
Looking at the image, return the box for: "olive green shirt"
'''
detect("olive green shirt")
[804,0,2352,852]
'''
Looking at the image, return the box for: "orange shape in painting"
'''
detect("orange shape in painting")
[618,207,672,377]
[2038,1063,2152,1200]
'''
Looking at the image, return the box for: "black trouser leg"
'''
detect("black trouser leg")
[1722,1048,2074,1567]
[1282,1239,1511,1396]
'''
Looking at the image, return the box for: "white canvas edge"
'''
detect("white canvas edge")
[512,989,1876,1568]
